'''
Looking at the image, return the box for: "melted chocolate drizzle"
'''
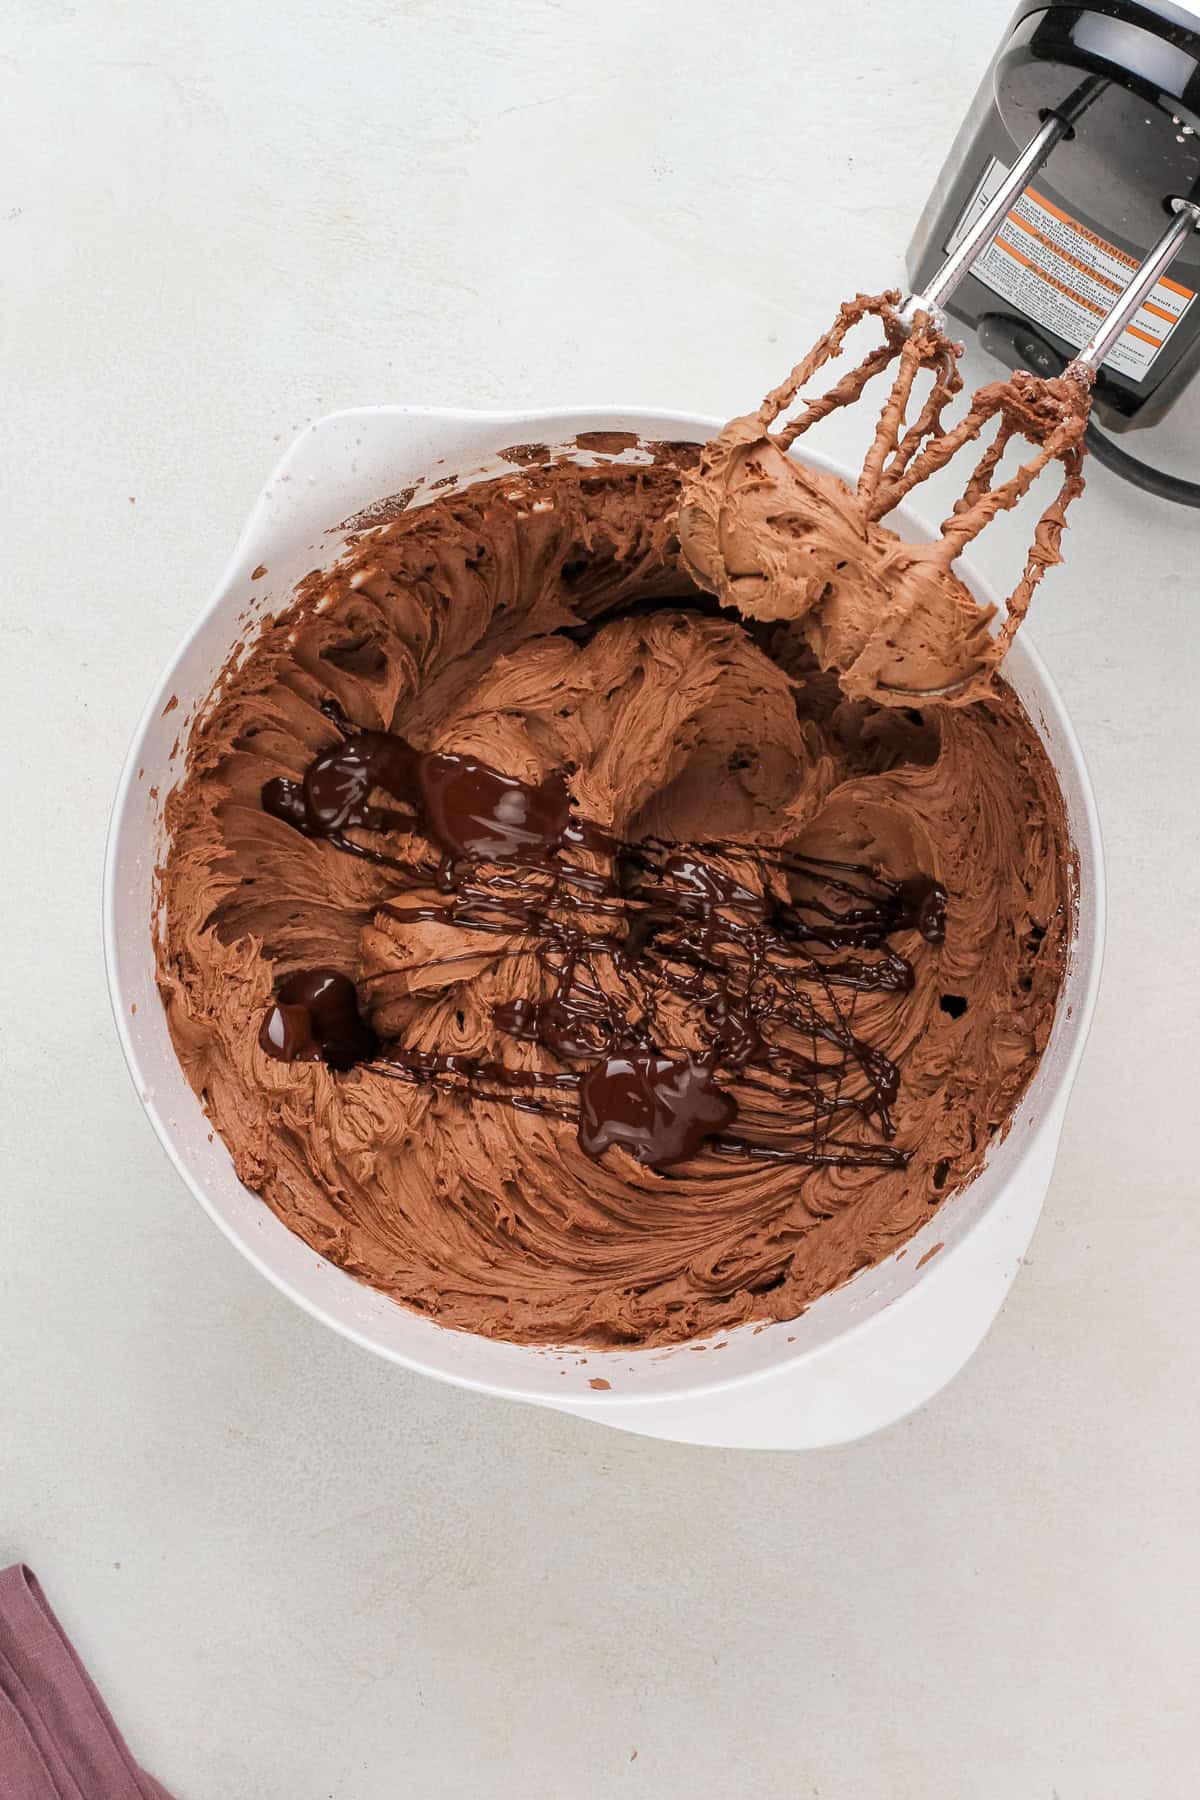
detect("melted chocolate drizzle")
[259,968,378,1072]
[259,700,946,1171]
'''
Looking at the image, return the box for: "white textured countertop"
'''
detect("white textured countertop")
[2,1,1198,1794]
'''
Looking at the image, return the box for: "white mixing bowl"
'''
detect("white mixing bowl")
[103,405,1105,1449]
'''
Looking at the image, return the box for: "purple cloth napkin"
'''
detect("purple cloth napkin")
[0,1566,173,1799]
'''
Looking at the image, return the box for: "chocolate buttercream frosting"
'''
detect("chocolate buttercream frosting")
[678,296,1088,704]
[157,439,1071,1347]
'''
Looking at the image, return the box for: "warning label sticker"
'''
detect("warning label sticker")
[946,157,1195,381]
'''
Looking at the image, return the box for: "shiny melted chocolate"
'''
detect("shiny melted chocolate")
[259,968,378,1072]
[260,702,946,1171]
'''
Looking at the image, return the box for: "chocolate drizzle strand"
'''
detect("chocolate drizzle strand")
[259,707,946,1172]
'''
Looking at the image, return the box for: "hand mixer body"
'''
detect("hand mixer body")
[907,0,1200,433]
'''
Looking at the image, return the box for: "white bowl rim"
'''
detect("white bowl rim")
[103,401,1107,1409]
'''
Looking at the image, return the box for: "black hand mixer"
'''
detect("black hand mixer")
[677,3,1200,702]
[907,0,1200,504]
